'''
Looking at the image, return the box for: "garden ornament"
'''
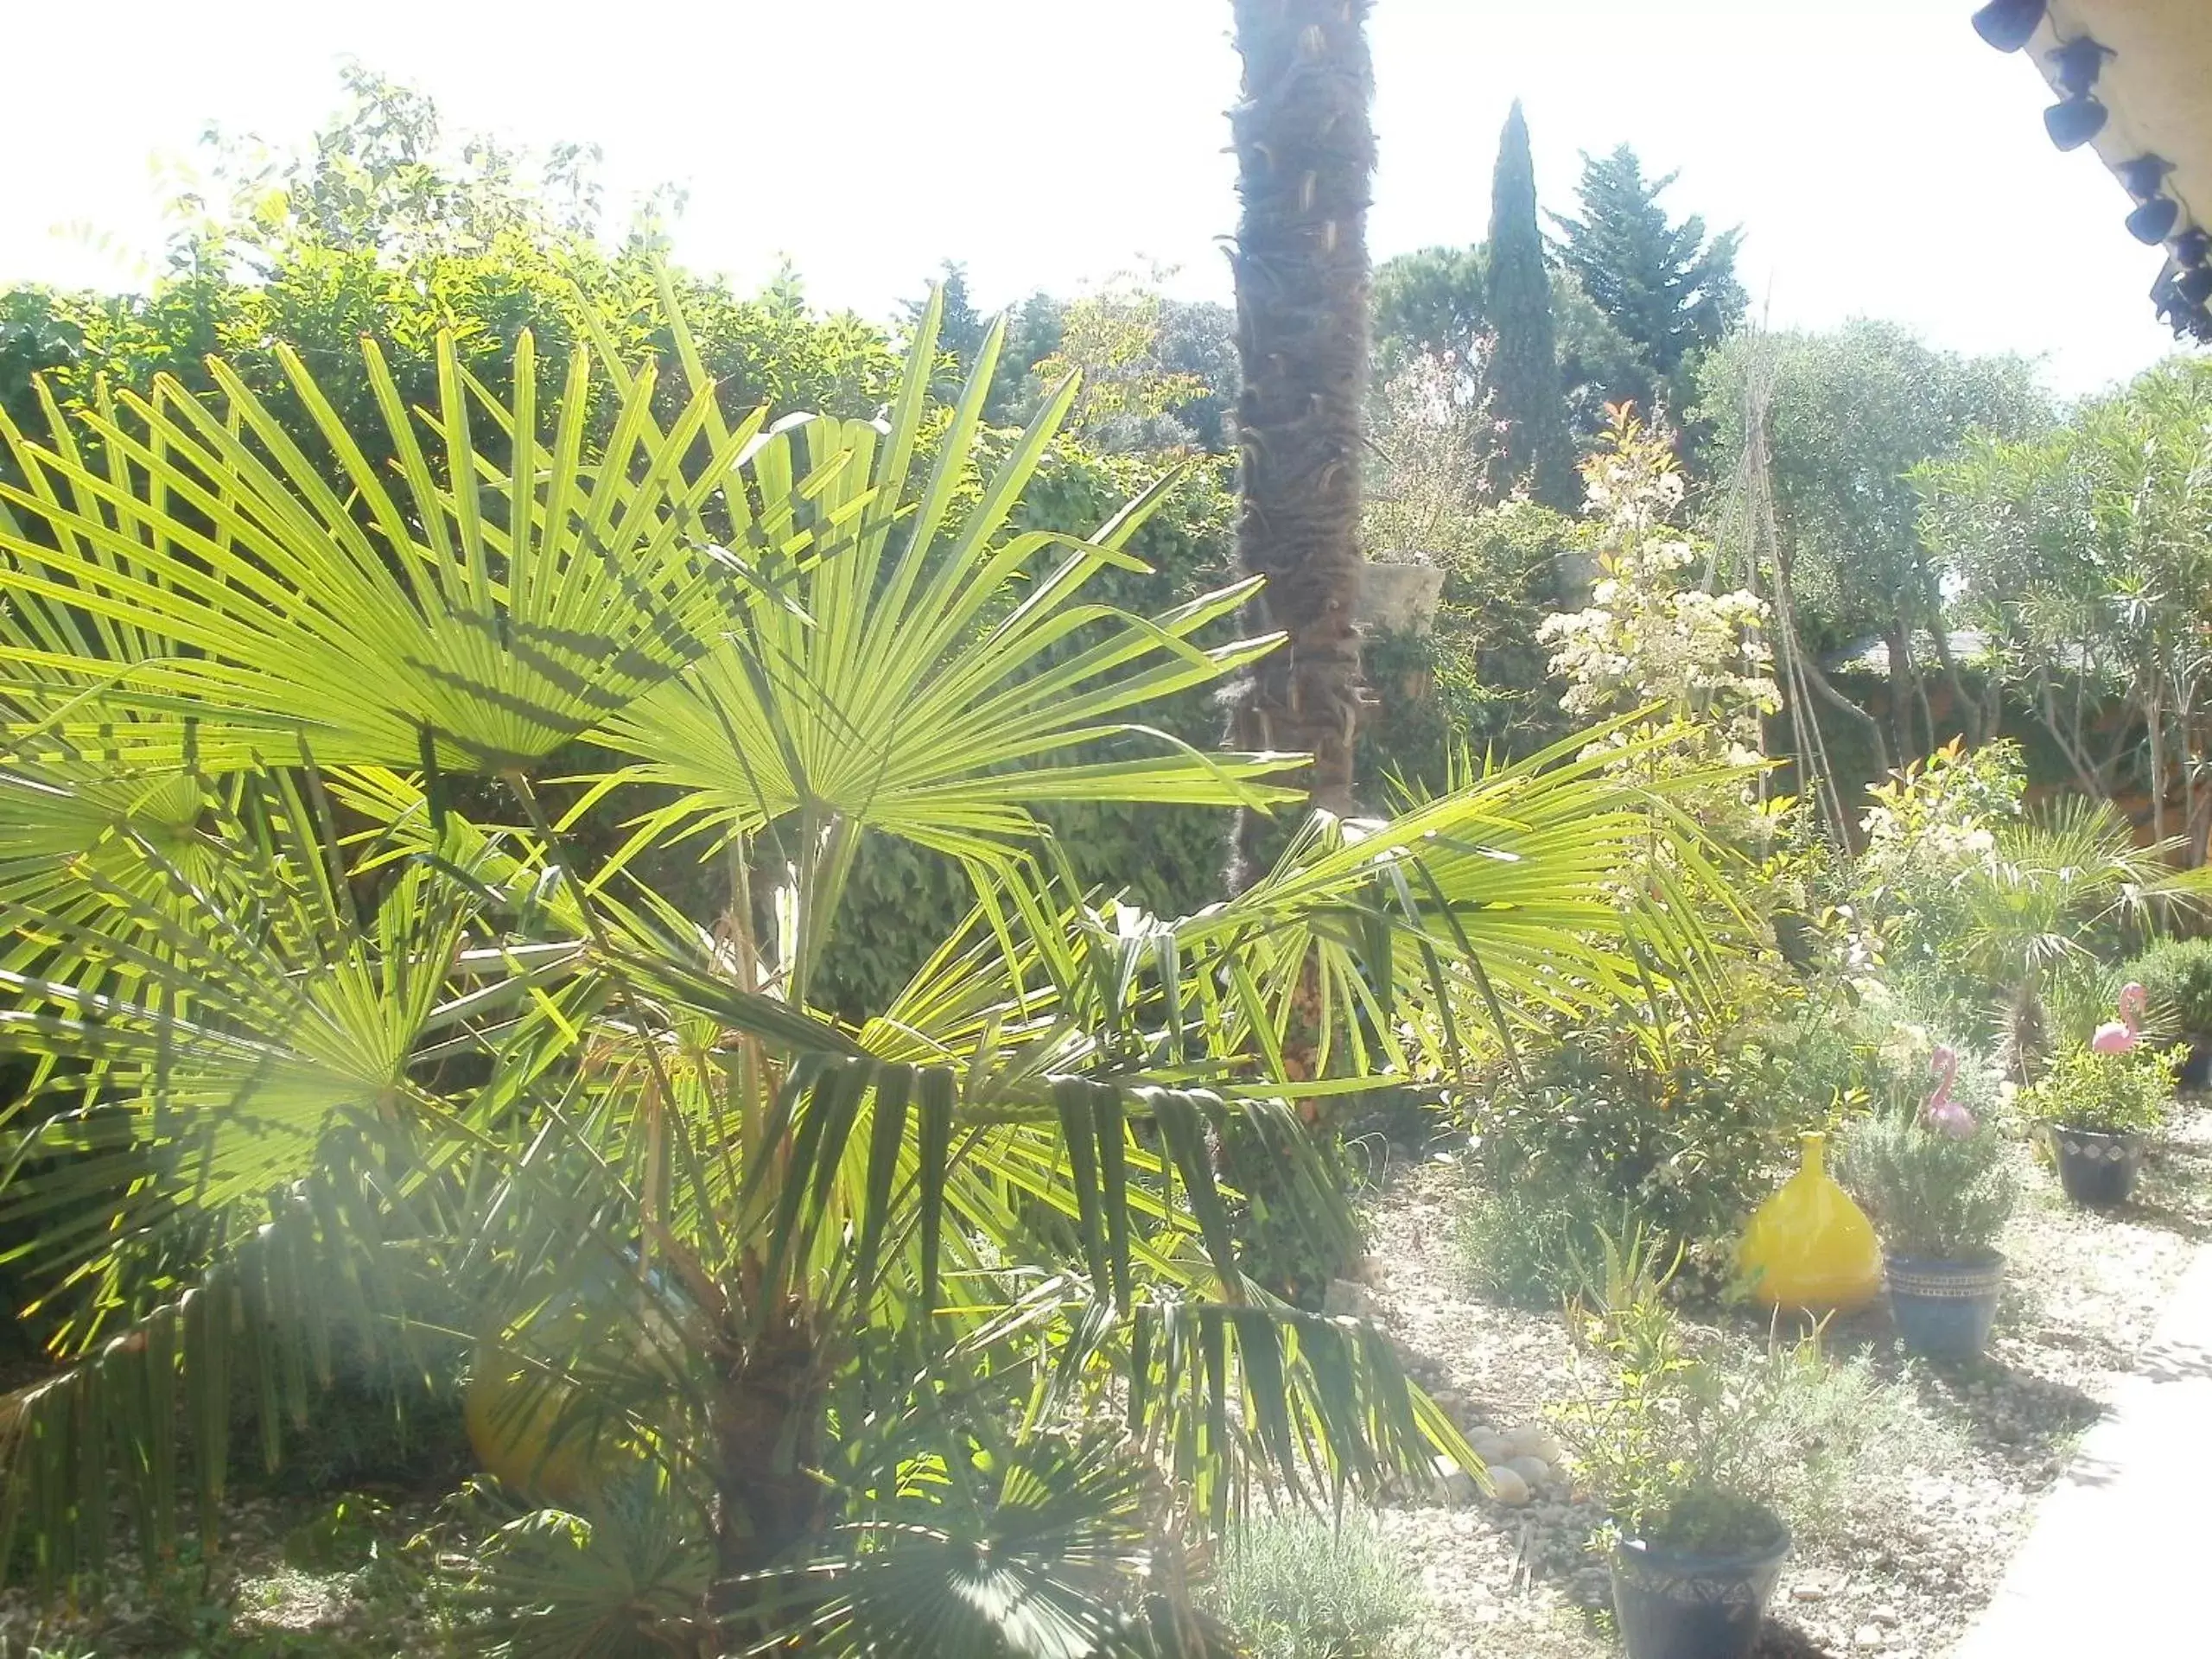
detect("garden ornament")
[1738,1131,1882,1313]
[2090,982,2148,1054]
[1923,1044,1976,1138]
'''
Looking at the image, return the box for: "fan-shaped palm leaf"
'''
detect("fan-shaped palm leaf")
[0,333,778,772]
[588,289,1300,902]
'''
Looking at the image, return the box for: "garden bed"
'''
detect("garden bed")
[1351,1103,2212,1659]
[0,1495,448,1656]
[8,1117,2206,1659]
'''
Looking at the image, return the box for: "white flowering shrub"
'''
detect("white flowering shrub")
[1539,410,1779,798]
[1363,346,1502,559]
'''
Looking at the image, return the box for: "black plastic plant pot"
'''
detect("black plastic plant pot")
[1610,1515,1790,1659]
[1885,1253,2004,1359]
[2179,1039,2212,1094]
[2051,1126,2144,1207]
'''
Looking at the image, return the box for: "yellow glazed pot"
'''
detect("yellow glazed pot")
[464,1338,622,1511]
[1738,1131,1881,1313]
[465,1278,671,1509]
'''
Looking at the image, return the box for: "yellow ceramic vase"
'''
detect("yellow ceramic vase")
[1738,1131,1881,1313]
[465,1341,615,1510]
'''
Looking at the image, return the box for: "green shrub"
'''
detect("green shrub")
[1465,979,1888,1280]
[1453,1164,1625,1307]
[1835,1110,2016,1262]
[1206,1514,1423,1659]
[1548,1230,1791,1553]
[1357,501,1581,792]
[1755,1342,1968,1547]
[2022,1046,2172,1135]
[2126,937,2212,1036]
[1549,1230,1944,1553]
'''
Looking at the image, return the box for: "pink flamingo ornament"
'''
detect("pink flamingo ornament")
[2091,982,2149,1055]
[1924,1044,1975,1138]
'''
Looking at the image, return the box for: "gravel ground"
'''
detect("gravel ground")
[3,1119,2202,1657]
[1351,1103,2212,1659]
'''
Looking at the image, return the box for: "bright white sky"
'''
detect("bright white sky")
[3,0,2195,399]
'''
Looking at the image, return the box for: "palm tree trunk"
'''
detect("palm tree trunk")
[1226,0,1376,878]
[705,1305,830,1649]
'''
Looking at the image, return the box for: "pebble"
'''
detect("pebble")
[1467,1429,1516,1463]
[1503,1455,1551,1489]
[1484,1466,1532,1506]
[1502,1423,1564,1464]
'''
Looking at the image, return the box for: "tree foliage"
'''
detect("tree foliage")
[1918,355,2212,850]
[1374,249,1637,446]
[1373,245,1487,375]
[1,70,899,461]
[1697,321,2051,768]
[1550,145,1745,424]
[1033,279,1217,452]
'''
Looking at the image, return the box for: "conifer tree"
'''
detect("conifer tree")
[902,261,991,399]
[1551,144,1745,420]
[1484,101,1577,508]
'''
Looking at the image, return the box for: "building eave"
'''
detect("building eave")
[1978,0,2212,340]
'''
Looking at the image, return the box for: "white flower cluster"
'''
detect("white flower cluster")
[1857,741,2018,886]
[1540,420,1780,776]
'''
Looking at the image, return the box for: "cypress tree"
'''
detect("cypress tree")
[1483,101,1577,509]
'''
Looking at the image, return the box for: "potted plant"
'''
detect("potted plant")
[1838,1047,2017,1358]
[2023,1040,2171,1208]
[1549,1233,1790,1659]
[2127,938,2212,1090]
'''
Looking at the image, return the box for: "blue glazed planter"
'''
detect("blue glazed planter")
[1611,1515,1790,1659]
[1885,1253,2005,1360]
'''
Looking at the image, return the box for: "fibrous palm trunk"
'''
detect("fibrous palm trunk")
[1226,0,1376,880]
[703,1290,831,1652]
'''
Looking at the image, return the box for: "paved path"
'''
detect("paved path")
[1954,1241,2212,1656]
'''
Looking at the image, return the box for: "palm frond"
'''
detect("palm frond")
[739,1431,1227,1659]
[592,289,1301,884]
[0,334,777,772]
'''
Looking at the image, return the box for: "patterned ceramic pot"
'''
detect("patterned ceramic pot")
[1885,1253,2005,1359]
[1610,1513,1790,1659]
[2050,1126,2145,1207]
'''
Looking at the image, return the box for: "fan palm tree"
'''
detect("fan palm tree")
[1956,797,2210,1074]
[1226,0,1376,849]
[0,289,1713,1655]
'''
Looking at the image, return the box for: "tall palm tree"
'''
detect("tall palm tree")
[1226,0,1377,860]
[0,288,1709,1656]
